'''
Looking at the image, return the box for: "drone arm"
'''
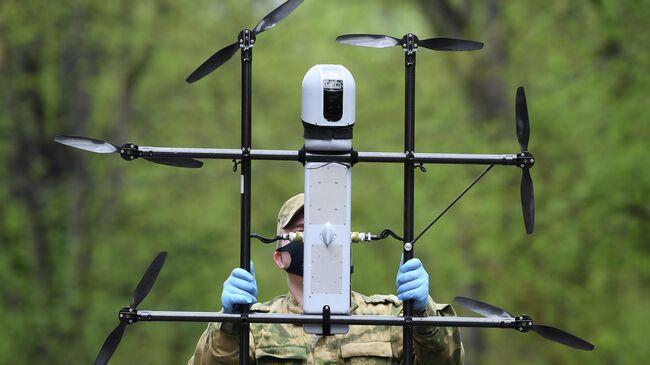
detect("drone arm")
[135,146,522,165]
[136,309,514,327]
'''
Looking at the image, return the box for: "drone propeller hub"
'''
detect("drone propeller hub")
[515,151,535,169]
[515,314,534,332]
[401,33,419,55]
[119,143,139,161]
[118,306,138,325]
[238,29,256,50]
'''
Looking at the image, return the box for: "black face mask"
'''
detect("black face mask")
[276,241,303,277]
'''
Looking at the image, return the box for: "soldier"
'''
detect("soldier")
[188,193,464,364]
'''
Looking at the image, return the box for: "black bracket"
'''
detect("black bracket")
[350,149,359,166]
[241,147,251,160]
[514,151,535,169]
[119,306,138,325]
[239,29,255,61]
[322,305,331,336]
[404,315,413,328]
[235,147,251,172]
[402,33,418,65]
[514,314,534,332]
[119,143,139,162]
[297,146,307,166]
[414,162,427,172]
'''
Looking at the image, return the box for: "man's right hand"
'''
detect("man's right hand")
[221,262,257,313]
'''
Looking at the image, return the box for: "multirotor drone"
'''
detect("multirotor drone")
[54,1,594,364]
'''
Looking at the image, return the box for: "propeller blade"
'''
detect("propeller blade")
[533,324,595,351]
[93,323,126,365]
[419,38,484,51]
[54,135,119,154]
[186,41,239,83]
[516,86,530,151]
[336,34,401,48]
[521,168,535,234]
[253,0,304,36]
[143,157,203,168]
[131,251,167,308]
[454,296,513,319]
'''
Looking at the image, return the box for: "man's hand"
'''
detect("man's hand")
[221,262,258,313]
[396,258,429,312]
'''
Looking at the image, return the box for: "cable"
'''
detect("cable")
[373,229,404,242]
[305,161,351,169]
[250,233,281,244]
[412,164,494,245]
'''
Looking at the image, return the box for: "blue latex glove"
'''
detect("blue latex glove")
[221,262,257,313]
[396,258,429,312]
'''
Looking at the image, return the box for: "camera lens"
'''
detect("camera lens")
[323,89,343,121]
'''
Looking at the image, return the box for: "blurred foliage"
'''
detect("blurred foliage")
[0,0,648,364]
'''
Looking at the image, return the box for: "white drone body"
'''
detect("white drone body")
[302,64,355,334]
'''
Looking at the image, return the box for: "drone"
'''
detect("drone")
[54,1,593,364]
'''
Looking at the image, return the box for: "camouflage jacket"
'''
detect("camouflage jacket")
[187,291,463,365]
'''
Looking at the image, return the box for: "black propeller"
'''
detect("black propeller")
[336,34,483,51]
[515,87,535,234]
[186,0,304,83]
[454,296,595,351]
[94,252,168,365]
[54,135,203,168]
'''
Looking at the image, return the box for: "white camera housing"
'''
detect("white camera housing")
[301,64,355,152]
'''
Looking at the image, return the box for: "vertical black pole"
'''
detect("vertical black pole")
[402,33,417,365]
[239,29,253,365]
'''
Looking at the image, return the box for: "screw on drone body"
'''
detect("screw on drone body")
[404,242,413,251]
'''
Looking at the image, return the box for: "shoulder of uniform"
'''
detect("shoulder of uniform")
[251,294,287,313]
[359,292,401,306]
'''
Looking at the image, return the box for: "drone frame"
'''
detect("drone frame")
[52,1,594,365]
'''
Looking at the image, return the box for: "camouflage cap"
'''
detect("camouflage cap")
[277,193,304,234]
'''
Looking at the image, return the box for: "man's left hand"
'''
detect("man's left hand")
[396,258,429,312]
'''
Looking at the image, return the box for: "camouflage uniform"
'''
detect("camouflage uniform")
[187,291,464,364]
[188,194,463,364]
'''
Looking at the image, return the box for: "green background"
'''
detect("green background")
[1,0,648,364]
